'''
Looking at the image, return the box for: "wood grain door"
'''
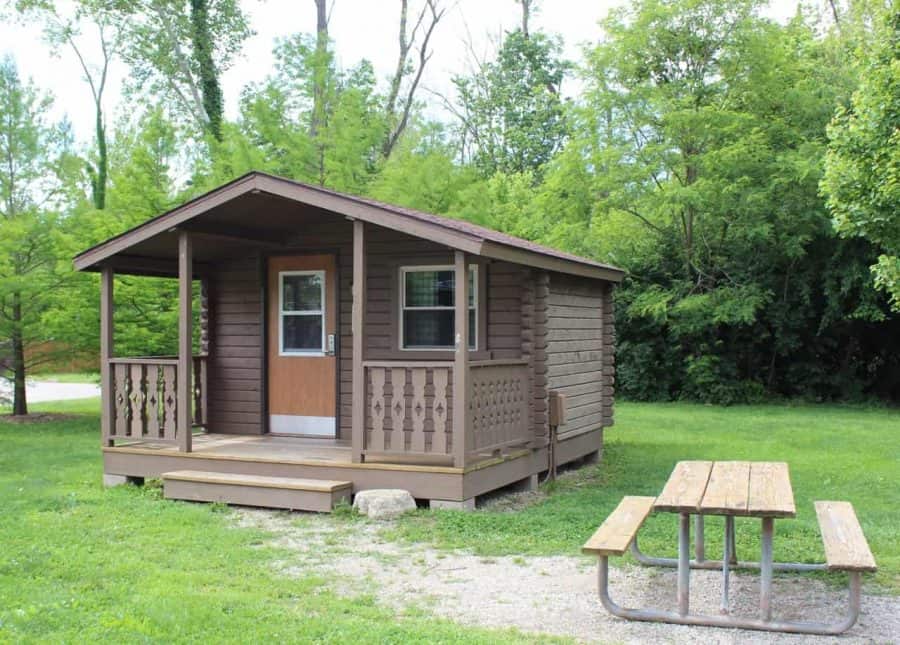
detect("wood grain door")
[267,255,337,436]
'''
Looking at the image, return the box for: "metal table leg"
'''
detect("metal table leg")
[678,513,691,616]
[728,517,738,565]
[596,554,863,635]
[628,535,825,573]
[760,517,774,621]
[694,514,705,563]
[721,516,734,614]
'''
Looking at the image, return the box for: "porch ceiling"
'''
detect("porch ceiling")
[91,192,344,276]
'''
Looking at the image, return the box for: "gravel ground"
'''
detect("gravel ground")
[237,509,900,644]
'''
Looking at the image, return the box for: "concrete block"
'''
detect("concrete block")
[429,497,476,511]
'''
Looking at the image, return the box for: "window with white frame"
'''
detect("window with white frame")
[400,265,476,350]
[279,271,325,354]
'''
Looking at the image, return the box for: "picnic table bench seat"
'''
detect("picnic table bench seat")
[582,496,656,556]
[815,501,877,572]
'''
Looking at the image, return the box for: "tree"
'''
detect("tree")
[190,0,225,141]
[45,108,188,363]
[233,33,386,192]
[118,0,250,142]
[10,0,122,210]
[382,0,445,158]
[822,8,900,310]
[0,57,71,415]
[570,0,898,402]
[449,3,569,178]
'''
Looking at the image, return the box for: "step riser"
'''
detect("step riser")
[164,479,350,512]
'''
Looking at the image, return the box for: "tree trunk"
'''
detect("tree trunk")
[190,0,224,141]
[311,0,330,184]
[520,0,531,38]
[11,291,26,416]
[92,102,107,210]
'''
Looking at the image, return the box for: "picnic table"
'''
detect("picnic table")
[583,460,877,635]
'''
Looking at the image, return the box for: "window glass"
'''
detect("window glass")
[282,274,322,312]
[405,270,453,307]
[283,315,323,351]
[280,271,324,353]
[401,267,476,349]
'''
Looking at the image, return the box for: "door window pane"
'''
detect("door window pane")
[282,274,322,312]
[283,315,323,351]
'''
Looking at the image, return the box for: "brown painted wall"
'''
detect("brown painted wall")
[206,256,265,434]
[545,273,615,436]
[204,218,529,439]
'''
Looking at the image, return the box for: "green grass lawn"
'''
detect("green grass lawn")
[2,400,897,642]
[0,398,559,644]
[390,402,900,592]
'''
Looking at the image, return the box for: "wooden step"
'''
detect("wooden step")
[162,470,352,513]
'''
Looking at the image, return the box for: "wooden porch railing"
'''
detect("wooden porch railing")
[468,359,531,455]
[363,361,453,458]
[361,358,533,465]
[106,355,207,445]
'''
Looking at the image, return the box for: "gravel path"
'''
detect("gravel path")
[237,509,899,644]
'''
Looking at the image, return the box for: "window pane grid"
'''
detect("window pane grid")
[400,266,477,350]
[280,271,325,354]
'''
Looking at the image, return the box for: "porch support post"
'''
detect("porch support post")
[351,220,366,463]
[100,266,114,447]
[452,251,469,468]
[177,230,193,453]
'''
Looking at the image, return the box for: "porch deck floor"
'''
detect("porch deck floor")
[108,433,479,470]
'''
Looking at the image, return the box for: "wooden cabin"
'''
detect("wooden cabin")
[74,172,624,510]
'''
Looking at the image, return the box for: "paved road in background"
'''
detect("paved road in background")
[0,380,100,403]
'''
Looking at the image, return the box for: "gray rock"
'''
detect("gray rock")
[353,489,417,520]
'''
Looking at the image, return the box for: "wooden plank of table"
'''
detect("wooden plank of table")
[747,462,796,517]
[815,501,877,572]
[699,461,750,515]
[654,461,713,513]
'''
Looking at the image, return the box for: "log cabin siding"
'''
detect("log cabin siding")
[206,256,265,435]
[546,273,614,436]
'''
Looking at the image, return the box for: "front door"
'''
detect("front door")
[267,254,337,436]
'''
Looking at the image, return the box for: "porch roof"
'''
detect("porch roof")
[73,171,625,282]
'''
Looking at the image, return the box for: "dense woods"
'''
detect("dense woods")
[1,0,898,413]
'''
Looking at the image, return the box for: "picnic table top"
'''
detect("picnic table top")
[654,461,796,518]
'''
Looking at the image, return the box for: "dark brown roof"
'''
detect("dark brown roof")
[74,171,624,281]
[301,178,621,273]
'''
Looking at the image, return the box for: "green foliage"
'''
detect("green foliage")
[0,56,75,413]
[453,29,569,178]
[44,108,188,359]
[117,0,250,141]
[570,0,900,402]
[189,0,225,141]
[217,33,387,193]
[823,8,900,309]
